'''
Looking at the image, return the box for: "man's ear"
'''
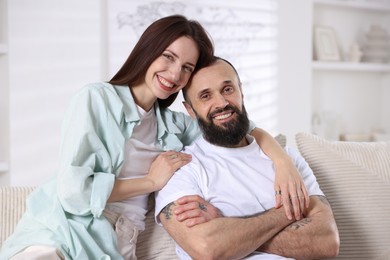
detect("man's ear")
[183,101,196,119]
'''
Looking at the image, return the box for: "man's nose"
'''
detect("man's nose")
[214,94,229,109]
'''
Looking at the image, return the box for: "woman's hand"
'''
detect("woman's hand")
[146,151,191,191]
[173,195,222,227]
[274,157,309,220]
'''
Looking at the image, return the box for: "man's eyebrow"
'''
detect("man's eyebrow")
[197,88,210,97]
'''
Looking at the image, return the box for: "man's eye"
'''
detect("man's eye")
[224,86,234,93]
[200,94,210,100]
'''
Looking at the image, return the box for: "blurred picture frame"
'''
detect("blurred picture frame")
[314,26,341,61]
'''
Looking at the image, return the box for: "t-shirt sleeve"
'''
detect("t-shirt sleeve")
[154,157,205,224]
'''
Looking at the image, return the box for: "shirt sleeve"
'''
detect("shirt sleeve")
[56,85,120,218]
[154,157,205,224]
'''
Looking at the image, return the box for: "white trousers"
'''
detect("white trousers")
[10,210,139,260]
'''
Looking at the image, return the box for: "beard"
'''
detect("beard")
[196,104,250,147]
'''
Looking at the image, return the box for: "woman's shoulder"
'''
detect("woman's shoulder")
[72,82,127,102]
[78,82,116,95]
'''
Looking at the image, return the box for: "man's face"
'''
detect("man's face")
[184,59,249,147]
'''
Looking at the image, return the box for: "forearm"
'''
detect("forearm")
[108,177,155,202]
[250,128,310,220]
[161,203,294,260]
[258,196,340,259]
[250,128,290,163]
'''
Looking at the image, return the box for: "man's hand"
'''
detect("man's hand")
[174,195,222,227]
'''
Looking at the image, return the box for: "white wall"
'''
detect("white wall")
[6,0,103,186]
[277,1,312,146]
[0,0,10,185]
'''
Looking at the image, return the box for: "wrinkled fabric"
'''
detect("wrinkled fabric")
[0,82,200,260]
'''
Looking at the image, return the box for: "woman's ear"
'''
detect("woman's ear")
[183,101,196,119]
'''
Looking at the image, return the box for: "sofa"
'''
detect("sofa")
[1,132,389,259]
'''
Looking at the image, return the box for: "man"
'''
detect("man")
[155,57,340,259]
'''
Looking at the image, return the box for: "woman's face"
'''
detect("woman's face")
[144,36,199,101]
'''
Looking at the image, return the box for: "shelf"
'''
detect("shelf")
[0,43,8,54]
[314,0,390,11]
[312,61,390,72]
[0,161,9,172]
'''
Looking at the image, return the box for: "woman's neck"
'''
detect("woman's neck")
[129,84,156,112]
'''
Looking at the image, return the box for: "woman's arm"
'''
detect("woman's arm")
[250,127,309,220]
[108,150,191,202]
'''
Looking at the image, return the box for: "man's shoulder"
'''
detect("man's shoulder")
[183,137,210,156]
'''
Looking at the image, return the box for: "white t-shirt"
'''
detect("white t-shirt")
[106,105,162,230]
[155,135,323,259]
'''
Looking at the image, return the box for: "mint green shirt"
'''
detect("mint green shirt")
[0,82,201,260]
[1,82,255,260]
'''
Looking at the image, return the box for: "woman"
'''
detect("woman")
[1,15,307,260]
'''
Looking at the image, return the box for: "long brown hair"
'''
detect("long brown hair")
[109,15,214,108]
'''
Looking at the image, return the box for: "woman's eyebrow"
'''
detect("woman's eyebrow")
[165,49,196,67]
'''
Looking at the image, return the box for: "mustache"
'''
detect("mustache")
[208,105,239,120]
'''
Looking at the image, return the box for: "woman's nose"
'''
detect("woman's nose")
[169,64,182,83]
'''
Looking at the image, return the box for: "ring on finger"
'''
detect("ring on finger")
[275,190,282,196]
[170,154,178,159]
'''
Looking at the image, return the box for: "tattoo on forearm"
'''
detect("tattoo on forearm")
[288,217,312,230]
[161,202,176,220]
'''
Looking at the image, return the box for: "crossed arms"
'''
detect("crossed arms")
[159,195,339,260]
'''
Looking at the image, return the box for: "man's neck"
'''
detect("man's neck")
[205,135,249,148]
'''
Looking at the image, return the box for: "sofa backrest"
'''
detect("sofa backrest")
[296,132,390,260]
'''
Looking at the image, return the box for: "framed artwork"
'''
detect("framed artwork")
[314,26,341,61]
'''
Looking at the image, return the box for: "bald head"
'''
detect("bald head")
[182,57,249,147]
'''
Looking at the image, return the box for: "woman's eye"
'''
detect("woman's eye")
[183,66,194,73]
[163,53,174,61]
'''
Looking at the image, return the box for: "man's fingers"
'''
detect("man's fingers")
[176,195,203,205]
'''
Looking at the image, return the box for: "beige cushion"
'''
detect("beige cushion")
[0,186,35,249]
[295,132,390,259]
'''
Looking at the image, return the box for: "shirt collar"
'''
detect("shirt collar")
[112,84,141,123]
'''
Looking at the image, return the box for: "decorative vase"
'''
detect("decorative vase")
[348,43,363,62]
[363,25,390,63]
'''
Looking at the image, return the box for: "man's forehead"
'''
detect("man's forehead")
[192,60,237,86]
